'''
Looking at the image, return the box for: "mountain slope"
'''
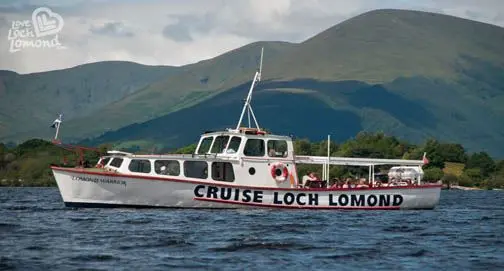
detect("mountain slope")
[84,74,504,157]
[59,41,295,141]
[74,8,504,142]
[266,9,504,83]
[0,61,177,140]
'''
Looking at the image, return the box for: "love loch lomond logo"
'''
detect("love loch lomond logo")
[7,7,65,53]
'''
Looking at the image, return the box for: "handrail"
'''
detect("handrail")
[295,155,425,166]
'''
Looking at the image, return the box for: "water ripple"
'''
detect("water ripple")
[1,188,503,270]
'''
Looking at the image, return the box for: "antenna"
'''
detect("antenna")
[258,46,263,81]
[235,47,264,130]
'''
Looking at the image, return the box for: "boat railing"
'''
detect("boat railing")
[127,153,241,162]
[295,155,425,166]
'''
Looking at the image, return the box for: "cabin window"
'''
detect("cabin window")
[212,162,235,182]
[100,157,111,166]
[109,158,123,168]
[154,160,180,176]
[184,161,208,179]
[197,137,213,154]
[243,139,265,156]
[226,136,241,154]
[128,159,151,173]
[210,135,230,153]
[267,140,288,157]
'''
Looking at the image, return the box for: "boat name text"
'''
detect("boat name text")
[193,185,403,207]
[72,176,126,187]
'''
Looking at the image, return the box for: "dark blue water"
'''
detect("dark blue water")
[1,188,503,270]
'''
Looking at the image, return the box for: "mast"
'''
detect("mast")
[235,47,264,130]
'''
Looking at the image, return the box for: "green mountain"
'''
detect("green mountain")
[0,61,177,140]
[2,9,504,157]
[266,9,504,83]
[61,41,294,141]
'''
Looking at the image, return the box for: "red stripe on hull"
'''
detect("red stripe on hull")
[51,166,442,192]
[193,197,402,210]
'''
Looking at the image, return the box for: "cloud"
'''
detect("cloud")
[0,0,503,74]
[162,18,193,42]
[90,22,134,37]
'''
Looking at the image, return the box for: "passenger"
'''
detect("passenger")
[268,148,276,157]
[301,175,311,187]
[159,166,168,175]
[329,178,340,189]
[342,178,352,188]
[302,172,319,188]
[356,178,369,188]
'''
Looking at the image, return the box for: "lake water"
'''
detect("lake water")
[1,188,503,270]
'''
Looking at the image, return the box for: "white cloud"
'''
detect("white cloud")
[0,0,503,74]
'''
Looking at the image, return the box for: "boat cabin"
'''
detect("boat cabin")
[195,128,293,159]
[95,128,298,188]
[387,166,424,184]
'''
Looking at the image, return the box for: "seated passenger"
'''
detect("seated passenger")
[302,172,320,187]
[356,178,369,188]
[159,166,168,175]
[342,178,352,188]
[268,148,276,157]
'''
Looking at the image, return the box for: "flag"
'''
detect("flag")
[50,114,62,128]
[422,152,429,165]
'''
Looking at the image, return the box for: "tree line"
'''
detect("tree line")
[1,132,503,188]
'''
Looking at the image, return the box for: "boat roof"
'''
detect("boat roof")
[106,150,133,156]
[201,129,292,141]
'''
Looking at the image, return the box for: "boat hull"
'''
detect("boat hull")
[52,167,441,210]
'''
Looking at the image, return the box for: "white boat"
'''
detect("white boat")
[51,48,441,210]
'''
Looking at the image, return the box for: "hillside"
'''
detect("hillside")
[266,9,504,83]
[83,76,504,157]
[0,61,177,140]
[2,9,504,157]
[60,41,295,140]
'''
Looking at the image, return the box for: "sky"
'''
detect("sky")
[1,0,503,74]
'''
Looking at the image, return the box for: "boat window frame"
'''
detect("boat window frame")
[211,162,235,182]
[210,135,230,154]
[100,156,112,166]
[267,139,288,158]
[109,157,124,168]
[196,136,214,154]
[128,159,152,174]
[183,160,208,179]
[243,138,265,157]
[154,160,180,176]
[225,136,242,154]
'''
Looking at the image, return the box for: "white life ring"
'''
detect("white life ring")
[270,162,289,183]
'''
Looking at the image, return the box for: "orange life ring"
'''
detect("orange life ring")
[270,162,289,183]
